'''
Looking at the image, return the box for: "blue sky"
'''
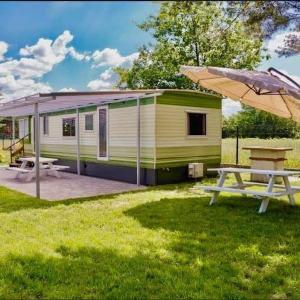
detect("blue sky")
[0,1,299,115]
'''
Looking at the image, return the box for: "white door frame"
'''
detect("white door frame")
[97,106,109,160]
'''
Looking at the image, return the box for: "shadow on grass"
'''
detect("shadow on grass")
[124,195,300,298]
[0,246,212,299]
[0,190,299,298]
[125,194,300,235]
[0,242,298,299]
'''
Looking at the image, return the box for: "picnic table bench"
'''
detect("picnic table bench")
[193,167,300,213]
[6,157,69,181]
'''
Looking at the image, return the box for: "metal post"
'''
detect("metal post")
[136,97,141,186]
[236,126,239,166]
[34,103,40,199]
[76,108,80,175]
[12,116,15,144]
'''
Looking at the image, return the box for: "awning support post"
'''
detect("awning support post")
[136,97,141,186]
[76,108,80,175]
[34,103,40,199]
[12,116,15,144]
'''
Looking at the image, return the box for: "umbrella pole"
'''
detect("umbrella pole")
[236,126,239,166]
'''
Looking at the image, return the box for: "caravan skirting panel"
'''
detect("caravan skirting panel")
[55,158,220,185]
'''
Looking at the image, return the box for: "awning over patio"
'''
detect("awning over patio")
[0,90,158,117]
[0,90,162,198]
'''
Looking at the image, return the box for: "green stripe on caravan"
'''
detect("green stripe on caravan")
[40,106,97,117]
[156,91,221,109]
[156,145,221,158]
[109,97,154,109]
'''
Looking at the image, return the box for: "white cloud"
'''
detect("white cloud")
[87,49,138,90]
[87,68,118,90]
[58,87,77,92]
[0,30,87,101]
[69,47,87,61]
[91,48,138,68]
[0,30,87,81]
[222,98,242,117]
[267,31,300,56]
[0,41,8,61]
[1,34,139,99]
[0,75,52,101]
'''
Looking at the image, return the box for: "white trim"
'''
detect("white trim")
[185,110,207,138]
[18,117,29,138]
[186,135,208,139]
[97,105,109,161]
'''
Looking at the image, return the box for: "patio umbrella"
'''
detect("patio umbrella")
[180,66,300,122]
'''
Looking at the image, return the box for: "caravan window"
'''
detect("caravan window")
[85,114,94,130]
[62,118,76,137]
[43,115,49,135]
[187,112,206,136]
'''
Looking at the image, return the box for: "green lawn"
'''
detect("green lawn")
[222,138,300,169]
[0,179,300,299]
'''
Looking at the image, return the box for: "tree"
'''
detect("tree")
[227,1,300,57]
[119,1,265,89]
[222,106,300,138]
[112,67,130,89]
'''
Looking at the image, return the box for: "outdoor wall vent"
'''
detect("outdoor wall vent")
[188,163,204,178]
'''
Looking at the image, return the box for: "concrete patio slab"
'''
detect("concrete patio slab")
[0,168,145,201]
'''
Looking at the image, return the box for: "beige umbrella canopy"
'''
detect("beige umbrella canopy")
[180,66,300,122]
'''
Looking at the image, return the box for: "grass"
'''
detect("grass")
[222,138,300,169]
[0,177,300,299]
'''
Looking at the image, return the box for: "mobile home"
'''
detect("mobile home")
[13,90,222,185]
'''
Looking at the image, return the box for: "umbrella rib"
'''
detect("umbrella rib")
[240,87,251,99]
[279,91,293,119]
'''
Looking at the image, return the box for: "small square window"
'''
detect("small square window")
[187,113,206,135]
[85,114,94,131]
[62,118,76,137]
[43,115,49,135]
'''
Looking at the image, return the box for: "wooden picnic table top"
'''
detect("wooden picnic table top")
[208,167,300,177]
[242,146,293,152]
[19,157,58,163]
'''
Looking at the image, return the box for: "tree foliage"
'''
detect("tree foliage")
[114,1,299,138]
[119,1,265,89]
[227,1,300,57]
[223,106,300,138]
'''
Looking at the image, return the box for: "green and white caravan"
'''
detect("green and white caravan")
[12,90,222,185]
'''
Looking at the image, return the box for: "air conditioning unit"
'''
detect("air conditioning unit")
[188,163,204,178]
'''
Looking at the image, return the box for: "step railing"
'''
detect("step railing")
[4,134,30,163]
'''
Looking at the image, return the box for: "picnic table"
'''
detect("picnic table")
[7,157,69,181]
[194,167,300,213]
